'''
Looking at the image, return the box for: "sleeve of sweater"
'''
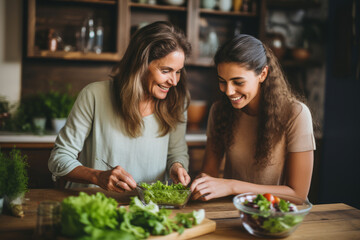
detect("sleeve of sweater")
[166,110,189,173]
[48,84,95,180]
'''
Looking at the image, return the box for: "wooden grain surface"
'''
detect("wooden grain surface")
[149,218,216,240]
[1,188,360,240]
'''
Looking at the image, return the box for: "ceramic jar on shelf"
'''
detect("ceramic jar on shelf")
[219,0,232,11]
[202,0,216,9]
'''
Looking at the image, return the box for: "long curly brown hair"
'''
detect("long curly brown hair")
[111,21,191,138]
[212,34,302,166]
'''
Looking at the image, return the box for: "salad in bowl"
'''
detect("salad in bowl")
[136,180,191,209]
[233,193,312,238]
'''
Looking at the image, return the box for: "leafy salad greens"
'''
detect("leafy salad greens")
[60,191,204,240]
[139,180,191,206]
[245,193,304,234]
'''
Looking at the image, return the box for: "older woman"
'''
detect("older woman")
[49,21,192,192]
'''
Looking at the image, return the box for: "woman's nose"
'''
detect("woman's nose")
[225,83,235,95]
[168,72,178,86]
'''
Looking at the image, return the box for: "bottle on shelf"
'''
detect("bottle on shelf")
[48,29,57,52]
[80,17,96,53]
[234,21,242,36]
[94,19,104,54]
[80,19,87,52]
[86,18,95,53]
[233,0,242,12]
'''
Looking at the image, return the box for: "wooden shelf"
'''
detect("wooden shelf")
[47,0,117,4]
[199,8,257,17]
[199,1,258,17]
[30,50,121,61]
[280,59,323,68]
[186,57,215,67]
[26,0,265,63]
[267,0,321,9]
[130,2,187,11]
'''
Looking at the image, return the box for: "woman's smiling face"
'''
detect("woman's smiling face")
[146,50,185,100]
[217,62,267,114]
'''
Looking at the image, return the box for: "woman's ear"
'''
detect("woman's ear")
[259,66,269,83]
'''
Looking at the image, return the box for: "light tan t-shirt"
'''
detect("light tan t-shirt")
[207,101,316,185]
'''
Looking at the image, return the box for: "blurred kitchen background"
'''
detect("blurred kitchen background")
[0,0,359,208]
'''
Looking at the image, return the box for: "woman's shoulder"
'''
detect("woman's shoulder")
[291,101,312,119]
[74,80,113,106]
[81,80,112,94]
[288,101,313,129]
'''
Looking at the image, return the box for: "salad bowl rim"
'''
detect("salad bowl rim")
[233,192,312,216]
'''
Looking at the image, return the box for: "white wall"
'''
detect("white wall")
[0,0,22,106]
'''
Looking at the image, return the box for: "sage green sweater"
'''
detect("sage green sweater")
[48,80,189,188]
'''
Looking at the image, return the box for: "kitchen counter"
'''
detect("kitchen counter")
[0,131,207,189]
[1,188,360,239]
[0,131,207,147]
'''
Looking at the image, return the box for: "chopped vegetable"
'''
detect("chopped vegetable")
[60,192,204,239]
[252,194,271,212]
[263,193,275,204]
[139,181,191,206]
[175,209,205,228]
[243,193,303,234]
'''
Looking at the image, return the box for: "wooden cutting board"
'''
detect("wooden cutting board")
[149,218,216,240]
[57,218,216,240]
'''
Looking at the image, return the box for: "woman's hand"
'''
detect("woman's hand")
[170,162,191,186]
[190,173,233,201]
[97,166,137,193]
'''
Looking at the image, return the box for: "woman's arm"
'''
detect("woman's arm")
[48,82,137,191]
[201,136,224,177]
[167,111,191,185]
[63,165,136,192]
[191,150,313,200]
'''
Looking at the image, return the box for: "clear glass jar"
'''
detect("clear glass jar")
[35,201,61,240]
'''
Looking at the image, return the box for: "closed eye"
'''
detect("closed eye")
[234,81,244,86]
[218,77,226,83]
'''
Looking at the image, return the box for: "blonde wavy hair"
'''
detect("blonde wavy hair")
[111,21,191,138]
[212,34,305,166]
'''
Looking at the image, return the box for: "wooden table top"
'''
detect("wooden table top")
[1,188,360,240]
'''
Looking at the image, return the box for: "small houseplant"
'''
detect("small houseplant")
[2,94,49,134]
[21,93,49,134]
[0,96,10,130]
[0,148,29,217]
[44,89,76,133]
[0,150,7,214]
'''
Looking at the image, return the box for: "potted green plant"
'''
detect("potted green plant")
[21,93,49,134]
[0,150,7,214]
[0,148,28,217]
[44,90,76,133]
[0,96,10,130]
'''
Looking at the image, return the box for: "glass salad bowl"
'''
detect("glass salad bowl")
[136,181,192,209]
[233,193,312,238]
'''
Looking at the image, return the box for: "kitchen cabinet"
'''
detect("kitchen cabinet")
[26,0,266,65]
[26,0,125,61]
[265,0,325,96]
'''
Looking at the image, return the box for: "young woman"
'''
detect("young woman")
[48,21,192,192]
[190,34,316,201]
